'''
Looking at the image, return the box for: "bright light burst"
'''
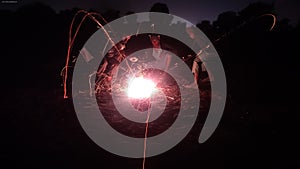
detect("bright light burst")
[127,77,156,99]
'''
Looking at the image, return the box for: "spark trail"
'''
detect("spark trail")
[143,105,152,169]
[62,10,124,98]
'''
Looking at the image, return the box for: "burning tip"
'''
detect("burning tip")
[127,77,156,99]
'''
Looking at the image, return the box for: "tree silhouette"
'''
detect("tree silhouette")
[239,1,275,22]
[214,11,239,33]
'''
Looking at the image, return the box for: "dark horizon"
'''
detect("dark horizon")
[1,0,300,25]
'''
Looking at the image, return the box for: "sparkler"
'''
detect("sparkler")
[126,76,157,169]
[62,10,160,168]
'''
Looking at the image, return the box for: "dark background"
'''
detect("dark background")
[1,0,299,169]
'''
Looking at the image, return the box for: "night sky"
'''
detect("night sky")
[1,0,300,25]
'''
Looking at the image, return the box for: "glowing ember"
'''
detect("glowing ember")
[127,77,156,99]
